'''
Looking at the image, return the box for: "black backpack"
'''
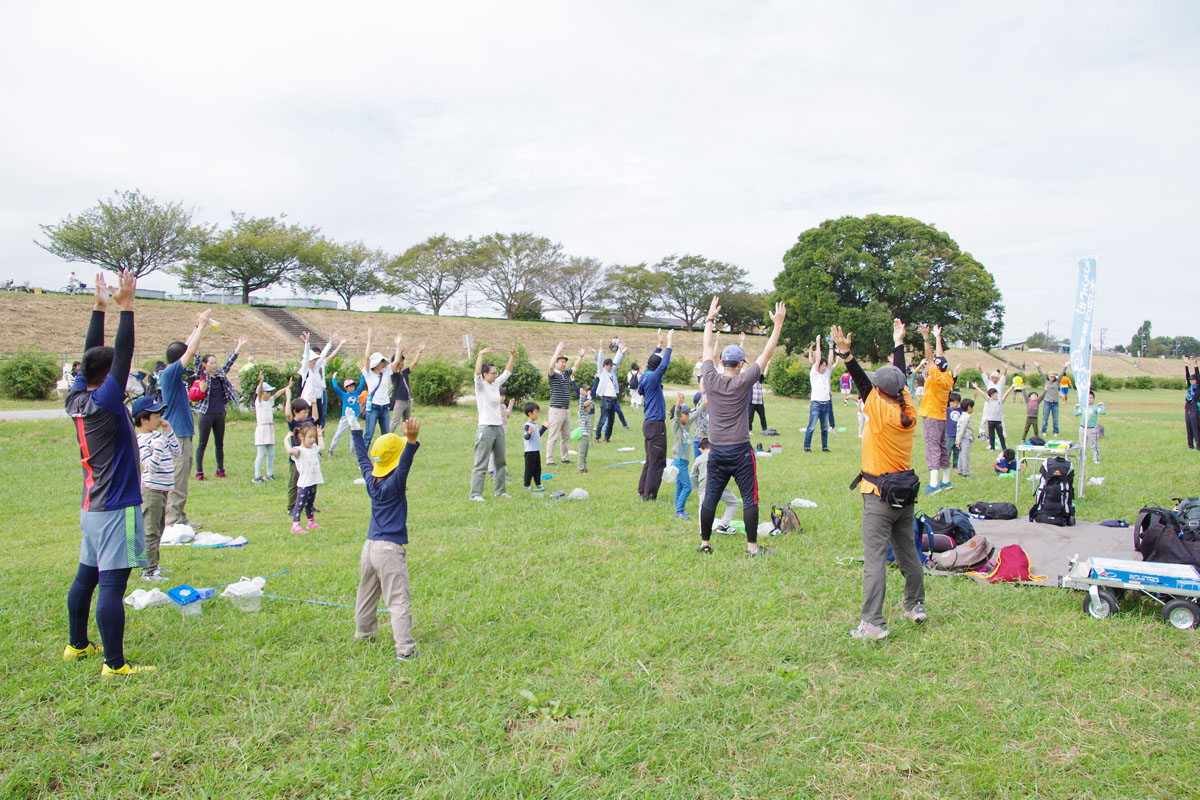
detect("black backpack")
[628,372,639,391]
[968,501,1019,520]
[1134,507,1198,567]
[1028,456,1075,526]
[1175,497,1200,540]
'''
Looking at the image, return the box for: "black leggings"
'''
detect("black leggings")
[67,564,131,669]
[1187,405,1200,449]
[748,403,767,432]
[987,420,1007,450]
[195,412,226,473]
[524,451,542,487]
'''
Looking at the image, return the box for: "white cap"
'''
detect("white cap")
[369,352,388,369]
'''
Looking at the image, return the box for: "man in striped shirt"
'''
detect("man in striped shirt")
[545,342,585,466]
[133,397,180,582]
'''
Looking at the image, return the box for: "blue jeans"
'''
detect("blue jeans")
[825,402,836,430]
[1042,401,1059,434]
[364,403,390,450]
[674,457,692,514]
[595,397,617,440]
[804,400,830,450]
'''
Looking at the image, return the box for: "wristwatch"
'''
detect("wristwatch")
[836,349,852,358]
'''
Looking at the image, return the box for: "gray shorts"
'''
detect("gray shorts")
[79,506,148,571]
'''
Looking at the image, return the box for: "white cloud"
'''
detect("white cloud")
[2,0,1197,345]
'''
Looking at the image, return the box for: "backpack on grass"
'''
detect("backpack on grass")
[968,501,1019,520]
[769,505,802,535]
[931,536,991,571]
[1134,506,1198,567]
[969,544,1046,583]
[927,508,975,546]
[1175,497,1200,539]
[1028,457,1075,526]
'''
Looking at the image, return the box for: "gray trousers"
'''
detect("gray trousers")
[860,493,925,627]
[165,436,193,526]
[142,487,167,571]
[1082,426,1100,463]
[328,416,352,454]
[390,399,412,431]
[577,435,590,471]
[354,539,416,658]
[470,424,508,497]
[957,436,973,477]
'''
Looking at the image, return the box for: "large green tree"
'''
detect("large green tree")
[473,232,563,320]
[1130,320,1152,356]
[38,189,207,278]
[604,264,663,327]
[717,290,770,332]
[540,256,609,323]
[774,214,1004,361]
[296,239,384,310]
[384,234,482,316]
[175,214,316,304]
[657,254,749,331]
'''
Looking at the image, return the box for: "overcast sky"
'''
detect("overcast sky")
[3,1,1196,347]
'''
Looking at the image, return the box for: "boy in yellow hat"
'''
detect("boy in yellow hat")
[347,411,422,661]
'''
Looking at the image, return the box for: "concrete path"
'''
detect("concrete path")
[0,409,68,421]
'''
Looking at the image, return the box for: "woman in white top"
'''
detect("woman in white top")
[804,335,835,452]
[360,328,393,450]
[627,364,642,409]
[253,372,291,483]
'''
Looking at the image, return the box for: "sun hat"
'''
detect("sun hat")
[369,352,388,369]
[307,349,321,362]
[721,344,746,363]
[368,433,405,477]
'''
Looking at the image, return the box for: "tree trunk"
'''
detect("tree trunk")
[242,284,251,304]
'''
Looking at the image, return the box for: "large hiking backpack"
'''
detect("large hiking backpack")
[968,501,1019,520]
[1134,507,1198,567]
[931,536,991,571]
[1028,457,1076,526]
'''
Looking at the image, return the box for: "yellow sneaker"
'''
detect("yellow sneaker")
[101,662,157,677]
[62,642,102,662]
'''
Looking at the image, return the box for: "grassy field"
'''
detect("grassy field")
[2,387,1199,799]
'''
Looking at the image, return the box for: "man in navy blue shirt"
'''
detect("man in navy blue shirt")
[63,271,155,676]
[349,411,422,661]
[637,328,673,501]
[160,307,213,527]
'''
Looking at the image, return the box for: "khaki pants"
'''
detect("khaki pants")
[165,436,193,526]
[142,487,167,571]
[545,406,570,463]
[354,539,416,657]
[390,399,412,431]
[470,425,507,497]
[860,493,924,627]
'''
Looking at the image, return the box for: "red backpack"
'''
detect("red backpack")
[969,544,1046,583]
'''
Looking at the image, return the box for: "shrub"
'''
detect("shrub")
[236,363,298,407]
[504,359,546,402]
[956,367,983,388]
[410,360,467,406]
[574,361,597,396]
[1090,373,1116,391]
[767,356,811,398]
[1022,371,1044,390]
[1158,377,1185,391]
[0,352,60,400]
[663,356,694,386]
[1127,375,1156,390]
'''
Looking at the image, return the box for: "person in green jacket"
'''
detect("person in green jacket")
[1074,389,1107,464]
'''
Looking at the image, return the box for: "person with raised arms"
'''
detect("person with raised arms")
[695,296,785,557]
[160,307,213,528]
[917,324,955,495]
[191,334,248,480]
[63,271,156,676]
[544,342,585,467]
[636,328,673,501]
[593,339,627,443]
[834,318,926,640]
[389,334,425,431]
[468,345,516,501]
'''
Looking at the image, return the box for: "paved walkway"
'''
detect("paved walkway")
[0,409,68,421]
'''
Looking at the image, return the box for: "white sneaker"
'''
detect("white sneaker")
[496,492,513,499]
[469,495,485,502]
[141,568,167,583]
[850,620,889,640]
[904,604,928,624]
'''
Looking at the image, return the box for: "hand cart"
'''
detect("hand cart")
[1060,556,1200,629]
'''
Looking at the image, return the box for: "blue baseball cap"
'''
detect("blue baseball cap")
[131,397,167,417]
[721,345,746,363]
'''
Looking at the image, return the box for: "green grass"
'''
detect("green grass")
[2,388,1198,799]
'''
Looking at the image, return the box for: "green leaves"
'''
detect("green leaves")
[775,214,1004,361]
[517,689,586,721]
[179,213,316,303]
[296,239,385,310]
[37,189,207,278]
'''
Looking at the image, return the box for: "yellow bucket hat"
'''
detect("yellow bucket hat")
[368,433,405,477]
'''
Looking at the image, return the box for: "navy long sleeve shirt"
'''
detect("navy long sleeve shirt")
[351,429,419,545]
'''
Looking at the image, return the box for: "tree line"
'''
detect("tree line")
[37,189,764,328]
[38,194,1008,357]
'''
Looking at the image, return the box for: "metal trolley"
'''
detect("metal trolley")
[1060,557,1200,629]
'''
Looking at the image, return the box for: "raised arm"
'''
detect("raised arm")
[84,272,108,355]
[754,302,786,373]
[224,335,247,372]
[283,383,294,422]
[107,270,136,392]
[571,346,584,373]
[327,333,345,361]
[549,341,565,373]
[410,343,426,370]
[271,378,292,401]
[363,328,373,374]
[702,296,719,363]
[391,333,404,371]
[920,324,934,365]
[891,319,907,371]
[180,309,212,365]
[933,325,945,359]
[504,347,517,375]
[475,345,490,377]
[831,324,872,399]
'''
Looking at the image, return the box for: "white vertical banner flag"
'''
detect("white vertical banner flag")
[1070,257,1098,491]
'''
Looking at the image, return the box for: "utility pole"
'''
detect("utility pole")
[1045,319,1055,337]
[1099,328,1107,350]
